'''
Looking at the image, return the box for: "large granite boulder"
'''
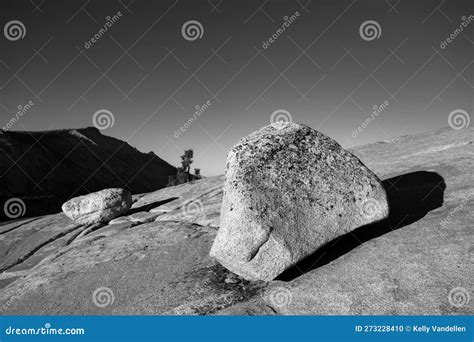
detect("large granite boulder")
[210,122,389,281]
[61,188,132,225]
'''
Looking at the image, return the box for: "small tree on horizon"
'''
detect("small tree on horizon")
[180,149,193,174]
[167,149,200,186]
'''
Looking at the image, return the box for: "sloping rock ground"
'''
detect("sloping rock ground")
[0,127,176,218]
[0,127,472,315]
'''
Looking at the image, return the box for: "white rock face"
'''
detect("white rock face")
[61,188,132,225]
[210,122,389,281]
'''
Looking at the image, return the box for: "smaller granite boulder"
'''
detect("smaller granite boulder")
[62,188,132,225]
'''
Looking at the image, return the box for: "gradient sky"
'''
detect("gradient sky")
[1,0,472,176]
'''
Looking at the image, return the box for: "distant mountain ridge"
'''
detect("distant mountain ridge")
[0,127,176,218]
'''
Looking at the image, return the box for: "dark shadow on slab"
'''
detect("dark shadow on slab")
[277,171,446,282]
[0,196,64,222]
[128,197,179,214]
[0,196,180,223]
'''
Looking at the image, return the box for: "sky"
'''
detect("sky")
[0,0,472,176]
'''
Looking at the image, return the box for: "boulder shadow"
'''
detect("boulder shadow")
[128,197,179,214]
[277,171,446,282]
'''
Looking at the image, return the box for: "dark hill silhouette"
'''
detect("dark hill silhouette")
[0,127,176,218]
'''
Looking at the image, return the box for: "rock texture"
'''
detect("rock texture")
[61,188,132,225]
[0,127,472,315]
[0,127,176,218]
[210,122,388,281]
